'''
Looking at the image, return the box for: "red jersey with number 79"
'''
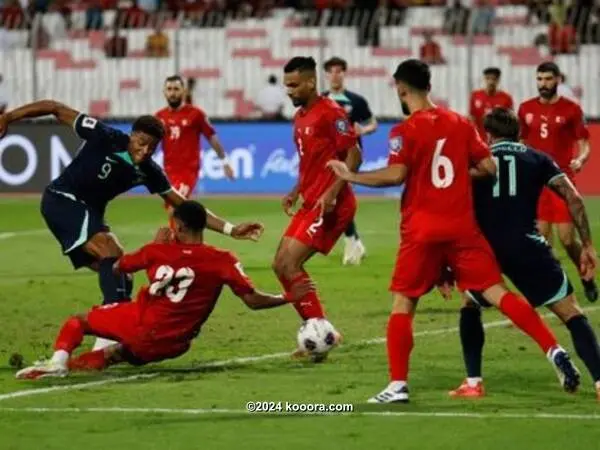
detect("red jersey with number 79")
[117,242,254,341]
[517,96,589,179]
[293,96,358,208]
[388,107,491,242]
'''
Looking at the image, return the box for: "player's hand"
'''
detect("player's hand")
[315,190,337,218]
[282,192,298,217]
[570,158,583,173]
[580,244,598,281]
[231,222,264,242]
[0,114,8,139]
[326,160,352,181]
[223,163,235,180]
[354,123,364,136]
[153,227,174,244]
[286,278,317,302]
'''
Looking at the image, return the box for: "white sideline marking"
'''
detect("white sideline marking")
[0,407,599,421]
[1,306,598,403]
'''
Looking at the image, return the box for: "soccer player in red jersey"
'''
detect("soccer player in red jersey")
[518,62,597,302]
[273,57,362,358]
[469,67,513,138]
[156,76,235,221]
[16,201,298,379]
[328,60,579,403]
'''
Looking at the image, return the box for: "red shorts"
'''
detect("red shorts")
[283,194,356,255]
[86,303,190,364]
[390,230,502,298]
[537,186,571,224]
[167,171,198,199]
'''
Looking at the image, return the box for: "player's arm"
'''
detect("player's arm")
[328,161,407,187]
[570,106,591,172]
[0,100,79,135]
[241,291,289,310]
[325,144,363,196]
[548,174,592,247]
[469,157,497,179]
[517,104,529,143]
[354,97,378,136]
[468,92,477,123]
[468,120,497,179]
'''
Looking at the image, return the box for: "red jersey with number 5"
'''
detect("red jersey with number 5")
[117,242,254,341]
[388,107,491,241]
[293,96,358,208]
[155,105,216,177]
[518,97,588,179]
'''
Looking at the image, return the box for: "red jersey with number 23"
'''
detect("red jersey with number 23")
[117,242,254,341]
[518,97,589,179]
[155,105,216,177]
[388,107,491,242]
[293,96,358,208]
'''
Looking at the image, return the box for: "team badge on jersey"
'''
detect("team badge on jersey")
[335,118,350,134]
[525,113,533,124]
[389,137,402,154]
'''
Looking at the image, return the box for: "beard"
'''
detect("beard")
[168,98,183,108]
[290,97,304,107]
[401,101,411,116]
[538,85,557,99]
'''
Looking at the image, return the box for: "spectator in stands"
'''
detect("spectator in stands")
[146,22,169,57]
[0,74,8,114]
[526,0,551,25]
[85,0,104,30]
[420,31,445,65]
[255,74,287,120]
[138,0,158,14]
[443,0,470,35]
[549,1,578,54]
[120,0,149,28]
[355,0,380,47]
[471,0,495,35]
[104,22,128,58]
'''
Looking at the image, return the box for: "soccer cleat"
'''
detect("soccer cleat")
[582,279,598,303]
[549,347,580,393]
[15,360,68,380]
[448,379,486,398]
[368,382,409,403]
[348,239,367,265]
[342,237,355,265]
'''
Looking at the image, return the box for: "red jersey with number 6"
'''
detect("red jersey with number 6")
[518,97,589,179]
[293,96,358,208]
[155,105,216,177]
[117,242,255,341]
[388,107,491,242]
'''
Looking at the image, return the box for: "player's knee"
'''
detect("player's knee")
[272,252,300,279]
[86,232,123,259]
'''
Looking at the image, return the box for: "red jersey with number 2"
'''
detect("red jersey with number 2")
[155,105,216,176]
[293,96,358,208]
[388,107,491,242]
[117,242,254,341]
[518,97,589,179]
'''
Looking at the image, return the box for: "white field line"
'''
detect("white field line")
[0,407,599,421]
[1,306,598,403]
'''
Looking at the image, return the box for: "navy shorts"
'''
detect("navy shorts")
[466,233,573,308]
[41,188,109,269]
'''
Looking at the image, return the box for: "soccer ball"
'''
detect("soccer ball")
[297,318,338,355]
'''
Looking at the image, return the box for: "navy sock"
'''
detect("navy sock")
[344,220,359,239]
[459,306,485,378]
[98,257,132,304]
[566,315,600,382]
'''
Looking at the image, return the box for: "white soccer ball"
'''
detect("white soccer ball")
[297,318,338,355]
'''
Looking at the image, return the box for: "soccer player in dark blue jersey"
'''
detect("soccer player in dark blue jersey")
[323,57,377,266]
[0,100,263,348]
[448,108,600,400]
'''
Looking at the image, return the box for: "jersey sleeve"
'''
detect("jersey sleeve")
[221,253,255,297]
[194,109,216,140]
[571,104,590,140]
[118,244,155,273]
[538,152,565,185]
[328,108,358,154]
[517,104,530,141]
[353,95,373,124]
[387,126,411,167]
[73,113,120,143]
[467,121,491,164]
[142,160,172,195]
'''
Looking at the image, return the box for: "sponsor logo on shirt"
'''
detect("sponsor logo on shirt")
[335,118,350,134]
[389,137,402,155]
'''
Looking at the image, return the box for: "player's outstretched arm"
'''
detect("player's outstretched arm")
[570,139,590,173]
[469,157,497,179]
[208,135,235,180]
[0,100,79,136]
[241,291,289,310]
[327,160,407,187]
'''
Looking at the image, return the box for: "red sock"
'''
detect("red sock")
[54,317,85,353]
[288,272,325,320]
[499,292,557,353]
[68,350,108,371]
[387,313,414,382]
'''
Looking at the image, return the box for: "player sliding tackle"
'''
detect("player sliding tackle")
[449,108,600,400]
[16,201,302,379]
[0,102,262,350]
[327,59,580,403]
[274,56,362,360]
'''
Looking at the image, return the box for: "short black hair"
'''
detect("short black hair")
[173,200,207,232]
[393,59,431,91]
[483,67,501,78]
[323,56,347,72]
[164,75,185,85]
[283,56,317,74]
[537,61,560,76]
[483,107,519,141]
[132,115,165,141]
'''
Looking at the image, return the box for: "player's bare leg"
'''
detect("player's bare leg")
[548,294,600,399]
[449,294,486,398]
[272,237,341,359]
[368,293,418,403]
[557,222,598,302]
[483,284,580,392]
[84,232,133,350]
